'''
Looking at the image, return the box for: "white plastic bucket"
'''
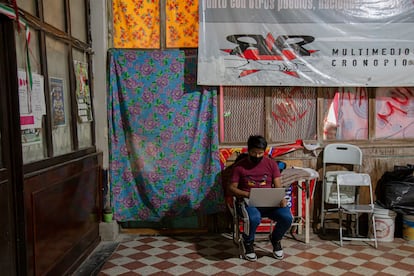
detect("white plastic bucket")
[373,206,396,242]
[402,215,414,242]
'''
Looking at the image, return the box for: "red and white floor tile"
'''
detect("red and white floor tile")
[89,232,414,276]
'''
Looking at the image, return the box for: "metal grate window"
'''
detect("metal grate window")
[268,87,317,142]
[221,86,317,143]
[222,86,265,143]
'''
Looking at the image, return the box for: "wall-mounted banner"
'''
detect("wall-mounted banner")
[197,0,414,86]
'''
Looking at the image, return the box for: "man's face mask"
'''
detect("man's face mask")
[249,156,263,164]
[248,148,265,164]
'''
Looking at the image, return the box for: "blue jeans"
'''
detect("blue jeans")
[241,204,293,243]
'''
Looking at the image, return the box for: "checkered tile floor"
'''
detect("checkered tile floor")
[88,232,414,276]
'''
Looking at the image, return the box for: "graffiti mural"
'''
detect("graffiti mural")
[376,87,414,139]
[323,87,369,140]
[270,87,317,141]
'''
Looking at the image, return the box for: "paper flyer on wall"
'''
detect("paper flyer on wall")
[18,69,46,129]
[50,77,66,126]
[18,69,46,144]
[74,60,93,123]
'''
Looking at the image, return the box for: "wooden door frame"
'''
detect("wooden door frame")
[0,14,27,275]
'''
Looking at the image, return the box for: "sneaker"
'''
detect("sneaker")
[272,240,284,260]
[242,241,257,261]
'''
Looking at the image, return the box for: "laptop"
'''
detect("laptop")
[248,188,287,207]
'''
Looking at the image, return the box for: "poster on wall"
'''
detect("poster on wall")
[18,69,46,145]
[197,0,414,86]
[74,60,93,123]
[50,77,66,126]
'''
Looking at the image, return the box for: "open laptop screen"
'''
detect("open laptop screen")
[248,188,286,207]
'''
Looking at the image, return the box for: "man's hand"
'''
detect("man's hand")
[229,182,250,198]
[280,198,288,208]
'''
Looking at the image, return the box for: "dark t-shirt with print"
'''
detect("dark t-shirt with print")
[230,157,281,192]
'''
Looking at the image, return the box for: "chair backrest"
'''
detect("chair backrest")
[322,143,363,204]
[323,143,362,166]
[336,173,374,207]
[336,173,371,187]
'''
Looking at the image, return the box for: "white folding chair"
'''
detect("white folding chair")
[320,143,362,233]
[336,173,377,248]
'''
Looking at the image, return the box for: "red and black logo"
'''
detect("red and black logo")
[221,33,318,78]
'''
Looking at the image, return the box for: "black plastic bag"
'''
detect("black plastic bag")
[375,165,414,215]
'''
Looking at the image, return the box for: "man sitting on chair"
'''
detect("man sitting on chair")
[228,135,293,261]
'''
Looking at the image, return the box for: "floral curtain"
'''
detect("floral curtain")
[166,0,198,48]
[112,0,199,49]
[112,0,160,48]
[107,49,225,222]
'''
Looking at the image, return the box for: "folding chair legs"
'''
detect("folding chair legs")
[339,212,377,248]
[237,236,244,259]
[233,217,275,259]
[233,219,244,259]
[339,211,343,247]
[371,213,378,248]
[232,216,239,245]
